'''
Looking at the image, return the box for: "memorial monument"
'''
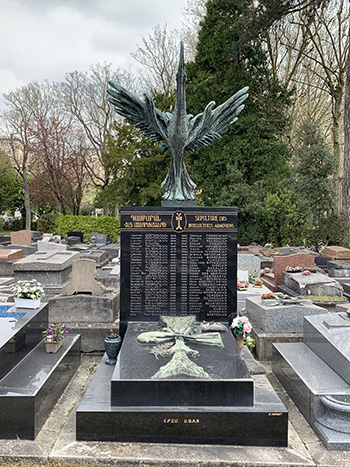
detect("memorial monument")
[76,42,288,446]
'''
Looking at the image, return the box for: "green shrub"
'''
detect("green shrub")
[55,215,120,243]
[11,218,25,231]
[37,213,58,233]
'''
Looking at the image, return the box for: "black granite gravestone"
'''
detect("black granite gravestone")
[119,206,237,334]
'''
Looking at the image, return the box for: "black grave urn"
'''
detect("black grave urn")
[104,330,121,365]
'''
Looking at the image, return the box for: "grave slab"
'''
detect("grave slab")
[10,230,32,246]
[37,241,67,252]
[245,295,326,333]
[283,271,343,297]
[323,246,350,260]
[111,321,253,408]
[0,249,23,262]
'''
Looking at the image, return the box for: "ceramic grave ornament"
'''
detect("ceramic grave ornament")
[107,42,249,205]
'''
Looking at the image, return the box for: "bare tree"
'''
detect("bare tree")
[181,0,207,61]
[1,81,61,229]
[61,63,137,213]
[132,24,180,96]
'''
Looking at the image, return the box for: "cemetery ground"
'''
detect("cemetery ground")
[0,354,349,466]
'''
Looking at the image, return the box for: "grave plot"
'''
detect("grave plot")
[0,302,81,439]
[76,206,288,446]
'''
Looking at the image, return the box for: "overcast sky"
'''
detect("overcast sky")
[0,0,186,103]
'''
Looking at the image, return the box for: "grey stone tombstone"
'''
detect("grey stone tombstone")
[90,232,108,245]
[37,240,67,252]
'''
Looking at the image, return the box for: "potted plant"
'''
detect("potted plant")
[104,328,122,365]
[230,316,252,352]
[12,279,44,309]
[42,323,69,353]
[261,292,278,306]
[253,277,263,288]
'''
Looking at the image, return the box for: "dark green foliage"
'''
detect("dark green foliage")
[54,215,120,243]
[11,218,25,231]
[99,122,168,210]
[37,213,59,233]
[292,121,346,250]
[184,0,293,244]
[0,152,24,214]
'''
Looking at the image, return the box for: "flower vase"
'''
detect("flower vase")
[261,299,278,307]
[234,334,245,352]
[104,335,122,365]
[46,340,63,353]
[15,298,41,309]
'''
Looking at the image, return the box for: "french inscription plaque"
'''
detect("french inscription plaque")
[120,207,237,331]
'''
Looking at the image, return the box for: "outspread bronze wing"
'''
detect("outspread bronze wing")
[185,86,249,153]
[107,80,170,144]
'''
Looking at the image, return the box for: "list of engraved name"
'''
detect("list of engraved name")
[128,232,228,317]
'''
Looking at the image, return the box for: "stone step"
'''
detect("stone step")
[273,342,350,450]
[261,273,276,291]
[0,334,81,439]
[303,313,350,385]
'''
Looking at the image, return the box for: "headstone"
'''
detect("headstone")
[49,259,118,351]
[327,260,350,277]
[61,259,106,296]
[237,270,249,283]
[67,231,84,243]
[323,245,350,261]
[90,232,108,245]
[79,249,108,266]
[119,206,238,332]
[37,240,67,252]
[11,230,32,246]
[274,253,315,287]
[0,249,23,262]
[99,242,120,260]
[237,253,260,275]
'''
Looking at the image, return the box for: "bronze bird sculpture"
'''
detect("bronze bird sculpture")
[107,41,249,205]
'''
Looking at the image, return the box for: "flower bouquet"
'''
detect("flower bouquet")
[237,282,249,291]
[253,277,263,287]
[230,316,252,351]
[261,292,278,306]
[12,279,45,309]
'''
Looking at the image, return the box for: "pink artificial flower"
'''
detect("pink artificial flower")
[240,316,248,324]
[243,322,252,333]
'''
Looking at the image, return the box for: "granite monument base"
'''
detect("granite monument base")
[77,355,287,446]
[76,320,288,446]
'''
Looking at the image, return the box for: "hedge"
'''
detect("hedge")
[54,215,120,243]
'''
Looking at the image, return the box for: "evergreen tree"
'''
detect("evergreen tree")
[186,0,292,204]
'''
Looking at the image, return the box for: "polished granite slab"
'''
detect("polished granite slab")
[111,321,253,407]
[303,313,350,385]
[0,334,81,439]
[0,303,48,381]
[77,354,287,446]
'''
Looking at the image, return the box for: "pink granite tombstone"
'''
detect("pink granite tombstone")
[274,253,315,287]
[0,249,23,262]
[323,246,350,261]
[10,230,32,246]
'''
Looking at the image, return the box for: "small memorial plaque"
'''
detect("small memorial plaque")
[120,206,237,332]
